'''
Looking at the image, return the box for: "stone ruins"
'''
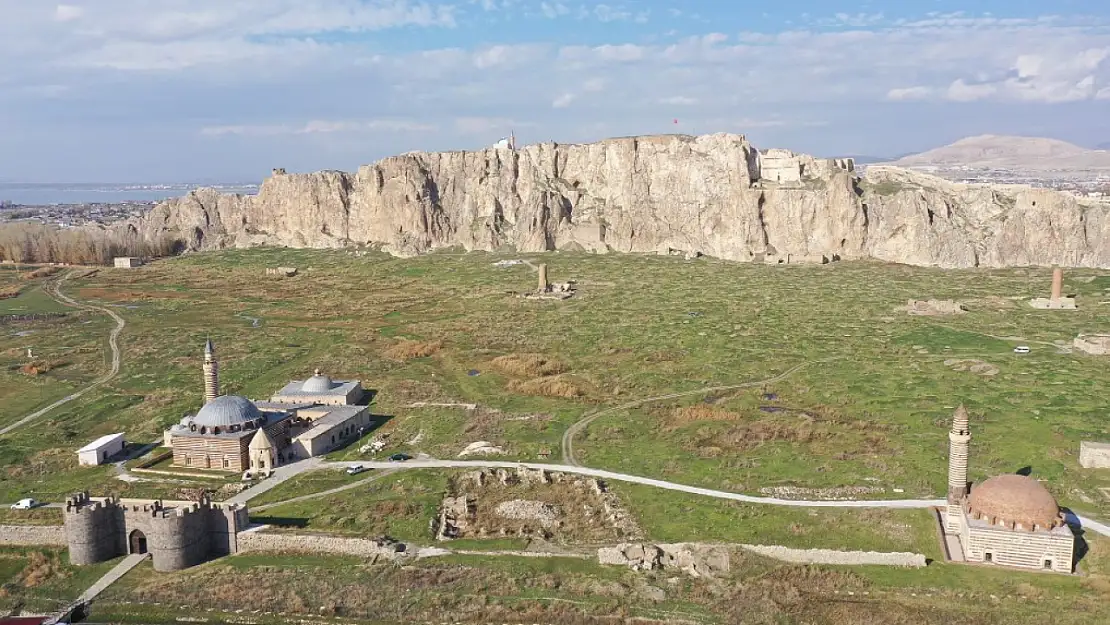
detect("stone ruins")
[1030,267,1077,309]
[905,299,969,316]
[520,263,576,300]
[1073,333,1110,355]
[1080,441,1110,469]
[598,542,730,577]
[432,467,639,542]
[265,266,298,277]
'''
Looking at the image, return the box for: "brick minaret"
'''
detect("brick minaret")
[1051,267,1063,300]
[945,405,971,534]
[203,339,219,404]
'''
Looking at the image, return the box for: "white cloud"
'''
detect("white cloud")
[886,86,932,101]
[3,6,1110,180]
[202,119,436,136]
[552,93,575,108]
[947,79,997,102]
[54,4,83,21]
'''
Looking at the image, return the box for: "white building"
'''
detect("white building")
[77,433,125,466]
[113,257,143,268]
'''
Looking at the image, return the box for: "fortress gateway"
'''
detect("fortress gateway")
[64,492,248,572]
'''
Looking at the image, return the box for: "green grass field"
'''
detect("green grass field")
[2,248,1109,620]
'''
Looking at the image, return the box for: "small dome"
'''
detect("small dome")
[967,474,1062,530]
[302,369,334,393]
[193,395,262,428]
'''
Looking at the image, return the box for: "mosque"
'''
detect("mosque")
[164,340,373,477]
[943,406,1075,573]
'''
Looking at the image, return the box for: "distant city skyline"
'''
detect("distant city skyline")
[1,1,1109,182]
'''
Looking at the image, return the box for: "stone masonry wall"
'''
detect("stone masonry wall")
[0,524,67,546]
[740,544,927,568]
[236,529,405,561]
[1080,441,1110,469]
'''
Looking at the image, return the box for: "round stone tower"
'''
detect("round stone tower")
[945,405,971,534]
[203,338,219,404]
[63,492,124,565]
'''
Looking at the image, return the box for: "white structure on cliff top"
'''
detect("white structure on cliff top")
[493,131,517,151]
[756,148,855,184]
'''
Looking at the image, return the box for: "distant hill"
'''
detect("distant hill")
[882,135,1110,172]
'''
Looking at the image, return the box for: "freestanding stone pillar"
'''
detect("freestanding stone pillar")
[537,264,549,292]
[1051,267,1063,300]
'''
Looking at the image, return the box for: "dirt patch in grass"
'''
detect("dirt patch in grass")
[384,339,443,361]
[22,267,61,280]
[0,285,23,300]
[4,551,70,589]
[491,353,568,377]
[507,375,583,398]
[667,405,744,428]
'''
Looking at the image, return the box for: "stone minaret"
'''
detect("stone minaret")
[202,339,219,404]
[945,405,971,534]
[538,264,549,292]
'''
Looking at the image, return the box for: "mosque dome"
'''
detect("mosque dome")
[967,474,1062,531]
[193,395,262,428]
[302,369,335,393]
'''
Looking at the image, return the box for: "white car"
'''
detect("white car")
[1013,346,1031,354]
[346,464,367,476]
[10,498,38,510]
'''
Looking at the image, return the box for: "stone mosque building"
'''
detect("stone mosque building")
[164,340,373,476]
[944,406,1075,573]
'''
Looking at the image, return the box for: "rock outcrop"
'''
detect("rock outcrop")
[133,133,1110,268]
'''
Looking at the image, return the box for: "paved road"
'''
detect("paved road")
[560,361,813,465]
[0,272,126,437]
[81,552,148,602]
[251,467,399,512]
[326,458,948,509]
[322,458,1110,538]
[224,458,323,506]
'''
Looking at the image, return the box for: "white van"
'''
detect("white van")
[10,498,38,510]
[1013,346,1031,354]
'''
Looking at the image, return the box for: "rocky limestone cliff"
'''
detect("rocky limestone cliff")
[134,133,1110,268]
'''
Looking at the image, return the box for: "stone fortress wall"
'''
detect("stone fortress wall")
[755,148,855,184]
[63,492,247,572]
[0,524,66,546]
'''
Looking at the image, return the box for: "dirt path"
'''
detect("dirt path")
[0,271,126,437]
[560,361,812,466]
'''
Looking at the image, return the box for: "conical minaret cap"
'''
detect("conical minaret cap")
[952,405,969,432]
[204,338,215,357]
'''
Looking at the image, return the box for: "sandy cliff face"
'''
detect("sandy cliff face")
[136,133,1110,268]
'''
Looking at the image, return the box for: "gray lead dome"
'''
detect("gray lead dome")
[193,395,262,427]
[302,372,334,393]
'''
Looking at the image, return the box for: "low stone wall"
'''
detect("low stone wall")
[740,544,927,568]
[0,524,66,546]
[236,528,405,561]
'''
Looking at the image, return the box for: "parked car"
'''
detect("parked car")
[346,464,367,475]
[1013,346,1031,354]
[388,453,412,462]
[10,498,38,510]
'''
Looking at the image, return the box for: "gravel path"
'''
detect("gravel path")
[0,271,126,437]
[251,468,399,512]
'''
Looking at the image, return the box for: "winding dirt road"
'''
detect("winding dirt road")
[0,271,125,437]
[560,361,812,465]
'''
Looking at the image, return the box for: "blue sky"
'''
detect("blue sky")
[1,1,1109,182]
